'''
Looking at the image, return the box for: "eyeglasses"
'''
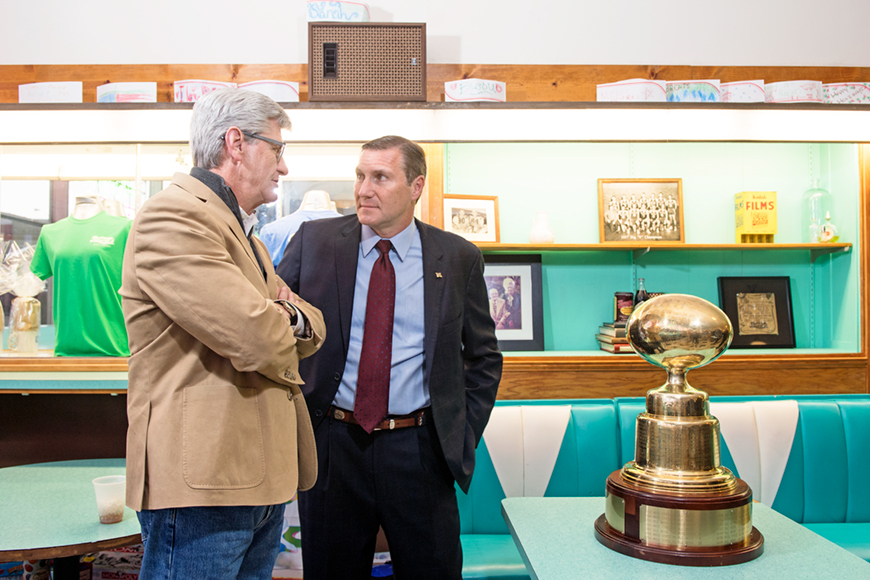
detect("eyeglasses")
[242,131,285,161]
[220,130,286,161]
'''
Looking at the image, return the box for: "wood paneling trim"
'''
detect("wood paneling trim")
[498,362,868,400]
[419,143,444,225]
[0,358,128,372]
[4,64,870,103]
[860,144,870,392]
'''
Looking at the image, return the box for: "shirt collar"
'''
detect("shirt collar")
[240,208,259,236]
[360,220,416,262]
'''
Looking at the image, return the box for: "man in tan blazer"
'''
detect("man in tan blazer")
[120,88,325,580]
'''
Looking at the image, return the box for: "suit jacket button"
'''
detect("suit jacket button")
[333,373,341,381]
[315,409,323,417]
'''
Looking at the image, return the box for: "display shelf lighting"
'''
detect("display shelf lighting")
[1,106,870,144]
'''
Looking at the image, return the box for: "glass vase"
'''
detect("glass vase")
[801,179,832,243]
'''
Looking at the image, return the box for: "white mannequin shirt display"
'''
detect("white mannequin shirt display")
[259,190,342,266]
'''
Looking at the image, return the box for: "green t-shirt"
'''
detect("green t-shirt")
[30,212,131,357]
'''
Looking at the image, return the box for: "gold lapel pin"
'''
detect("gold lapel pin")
[435,272,443,278]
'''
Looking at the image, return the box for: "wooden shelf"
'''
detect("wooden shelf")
[477,242,852,262]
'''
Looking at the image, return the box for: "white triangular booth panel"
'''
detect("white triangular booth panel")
[711,402,761,501]
[482,407,524,498]
[521,406,571,497]
[751,400,799,506]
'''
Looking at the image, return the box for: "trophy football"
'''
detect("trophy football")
[594,294,764,566]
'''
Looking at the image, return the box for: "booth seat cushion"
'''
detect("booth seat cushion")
[461,535,530,580]
[803,523,870,562]
[458,400,618,579]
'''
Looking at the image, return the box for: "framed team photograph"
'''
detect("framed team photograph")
[442,194,500,243]
[598,178,685,243]
[482,254,544,351]
[717,276,796,349]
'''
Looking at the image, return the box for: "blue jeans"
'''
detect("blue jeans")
[137,504,285,580]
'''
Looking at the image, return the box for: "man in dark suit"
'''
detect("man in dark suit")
[277,135,502,579]
[502,276,522,329]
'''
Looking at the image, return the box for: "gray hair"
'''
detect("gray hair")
[190,88,291,169]
[361,135,426,186]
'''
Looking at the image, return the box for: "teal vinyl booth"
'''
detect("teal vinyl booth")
[459,399,620,580]
[459,395,870,580]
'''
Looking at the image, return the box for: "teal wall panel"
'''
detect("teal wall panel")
[445,142,861,353]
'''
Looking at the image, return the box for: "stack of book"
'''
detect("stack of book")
[596,322,635,354]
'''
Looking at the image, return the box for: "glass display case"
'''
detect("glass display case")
[0,103,866,399]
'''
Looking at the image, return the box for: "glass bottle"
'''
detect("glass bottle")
[801,179,832,243]
[635,278,649,306]
[819,211,840,243]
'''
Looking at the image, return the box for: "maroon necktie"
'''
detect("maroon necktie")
[354,239,395,433]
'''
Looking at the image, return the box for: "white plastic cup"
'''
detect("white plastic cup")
[92,475,126,524]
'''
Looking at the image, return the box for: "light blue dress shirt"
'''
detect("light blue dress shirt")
[333,221,428,415]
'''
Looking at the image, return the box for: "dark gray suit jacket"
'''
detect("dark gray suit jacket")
[277,215,502,492]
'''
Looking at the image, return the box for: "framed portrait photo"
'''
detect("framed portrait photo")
[483,254,544,351]
[598,178,685,243]
[717,276,796,349]
[443,194,500,243]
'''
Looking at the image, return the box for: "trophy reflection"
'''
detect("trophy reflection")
[594,294,764,566]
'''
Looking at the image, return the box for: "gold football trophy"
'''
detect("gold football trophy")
[594,294,764,566]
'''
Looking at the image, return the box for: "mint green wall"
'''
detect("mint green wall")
[445,142,861,354]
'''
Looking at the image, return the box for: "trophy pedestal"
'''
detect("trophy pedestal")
[593,295,766,567]
[594,470,764,566]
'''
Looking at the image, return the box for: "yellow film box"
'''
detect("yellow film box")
[735,191,777,243]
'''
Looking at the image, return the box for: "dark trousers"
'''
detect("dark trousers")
[298,412,462,580]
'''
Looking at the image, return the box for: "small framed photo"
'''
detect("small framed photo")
[598,178,685,243]
[443,194,500,243]
[483,254,544,351]
[717,276,796,349]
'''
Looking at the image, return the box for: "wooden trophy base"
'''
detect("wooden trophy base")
[594,470,765,567]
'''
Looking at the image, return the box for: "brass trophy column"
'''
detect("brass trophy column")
[594,294,764,566]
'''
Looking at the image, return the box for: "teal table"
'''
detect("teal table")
[502,497,870,580]
[0,459,140,579]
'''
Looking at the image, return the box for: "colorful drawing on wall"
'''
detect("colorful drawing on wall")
[823,83,870,104]
[721,81,765,103]
[596,79,667,102]
[764,81,823,103]
[666,80,721,103]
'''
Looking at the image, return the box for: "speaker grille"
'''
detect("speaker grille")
[309,23,426,101]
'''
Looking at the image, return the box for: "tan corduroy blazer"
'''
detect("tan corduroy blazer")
[120,172,325,511]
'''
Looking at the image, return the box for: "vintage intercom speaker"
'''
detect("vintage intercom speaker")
[308,22,427,101]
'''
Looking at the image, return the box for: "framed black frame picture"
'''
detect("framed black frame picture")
[483,254,544,351]
[717,276,796,349]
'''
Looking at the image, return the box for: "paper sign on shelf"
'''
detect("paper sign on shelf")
[823,82,870,104]
[19,82,83,103]
[238,81,300,103]
[97,82,157,103]
[307,0,370,21]
[666,80,721,102]
[173,80,237,103]
[764,80,823,103]
[721,80,765,103]
[596,79,666,102]
[445,78,506,102]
